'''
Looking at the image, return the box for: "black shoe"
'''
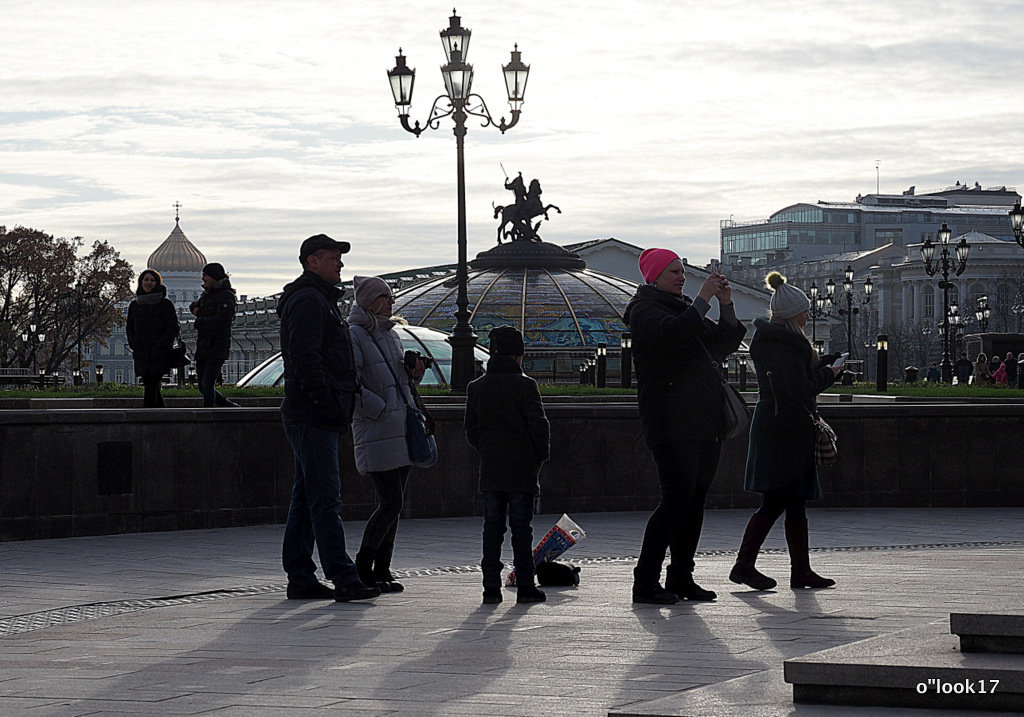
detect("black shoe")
[516,586,547,604]
[374,569,405,593]
[677,581,717,601]
[632,585,679,605]
[334,581,380,602]
[482,588,503,604]
[286,580,335,600]
[729,563,777,591]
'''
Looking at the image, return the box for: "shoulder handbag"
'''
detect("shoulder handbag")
[367,332,438,469]
[170,328,192,368]
[697,337,749,439]
[807,409,838,466]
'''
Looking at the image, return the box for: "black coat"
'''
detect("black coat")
[743,318,836,499]
[277,271,357,431]
[623,284,747,446]
[126,288,179,377]
[191,278,236,361]
[465,356,550,494]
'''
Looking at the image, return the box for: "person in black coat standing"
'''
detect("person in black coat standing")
[465,326,550,605]
[624,248,746,605]
[126,269,179,408]
[729,272,842,591]
[189,262,239,407]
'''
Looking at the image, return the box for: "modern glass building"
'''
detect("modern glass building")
[721,182,1020,271]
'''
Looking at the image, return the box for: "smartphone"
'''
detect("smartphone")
[832,352,850,368]
[710,258,721,274]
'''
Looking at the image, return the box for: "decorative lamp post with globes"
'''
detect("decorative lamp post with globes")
[387,10,530,391]
[975,295,990,332]
[921,222,970,383]
[1009,200,1024,248]
[835,265,872,357]
[20,322,45,376]
[808,281,832,347]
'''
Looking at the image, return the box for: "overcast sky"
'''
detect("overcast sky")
[3,1,1023,297]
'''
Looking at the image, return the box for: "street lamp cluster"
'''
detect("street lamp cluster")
[921,222,970,383]
[835,265,873,357]
[808,280,833,353]
[21,322,45,375]
[388,10,530,391]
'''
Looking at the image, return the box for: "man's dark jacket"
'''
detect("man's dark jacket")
[277,271,357,431]
[191,278,236,361]
[743,318,835,499]
[465,355,550,494]
[623,284,746,446]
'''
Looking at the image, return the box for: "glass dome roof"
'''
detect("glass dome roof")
[392,242,638,349]
[235,324,489,388]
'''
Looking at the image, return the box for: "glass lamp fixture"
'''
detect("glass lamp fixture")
[439,9,471,62]
[387,49,415,116]
[502,44,529,111]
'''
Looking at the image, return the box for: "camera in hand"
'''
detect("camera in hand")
[404,350,433,370]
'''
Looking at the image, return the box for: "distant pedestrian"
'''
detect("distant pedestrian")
[189,262,239,407]
[126,269,179,408]
[925,363,940,383]
[349,275,428,594]
[729,272,842,591]
[993,359,1009,387]
[973,353,993,386]
[623,249,745,604]
[1004,352,1017,388]
[989,353,1002,376]
[954,353,973,385]
[278,234,378,602]
[465,325,550,605]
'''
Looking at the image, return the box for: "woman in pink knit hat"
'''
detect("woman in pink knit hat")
[622,249,746,604]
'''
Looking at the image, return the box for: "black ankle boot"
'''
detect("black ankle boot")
[355,550,374,587]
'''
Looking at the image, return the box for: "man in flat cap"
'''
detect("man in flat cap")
[277,234,378,602]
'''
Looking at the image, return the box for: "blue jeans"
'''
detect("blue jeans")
[481,491,535,590]
[196,358,234,407]
[281,419,359,587]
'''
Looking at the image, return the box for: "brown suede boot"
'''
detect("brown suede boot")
[786,519,835,589]
[728,512,778,590]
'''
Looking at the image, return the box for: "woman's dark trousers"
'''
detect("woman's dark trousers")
[634,439,721,590]
[141,373,165,408]
[358,466,409,579]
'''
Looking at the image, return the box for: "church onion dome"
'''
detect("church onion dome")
[147,218,207,273]
[392,241,637,349]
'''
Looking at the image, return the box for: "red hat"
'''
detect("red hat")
[638,248,680,283]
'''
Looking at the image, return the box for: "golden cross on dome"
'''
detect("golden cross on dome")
[173,201,182,221]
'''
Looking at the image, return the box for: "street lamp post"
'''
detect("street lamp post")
[20,323,45,376]
[835,265,872,357]
[808,281,833,347]
[96,364,104,385]
[738,355,748,392]
[975,295,990,332]
[876,334,888,392]
[1009,200,1024,248]
[388,10,530,391]
[921,223,970,383]
[619,332,633,389]
[596,342,607,388]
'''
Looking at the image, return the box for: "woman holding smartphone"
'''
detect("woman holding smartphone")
[729,271,843,591]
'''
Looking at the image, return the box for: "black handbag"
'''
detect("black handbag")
[697,337,749,438]
[368,333,438,468]
[170,330,192,368]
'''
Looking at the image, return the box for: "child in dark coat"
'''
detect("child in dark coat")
[465,326,550,605]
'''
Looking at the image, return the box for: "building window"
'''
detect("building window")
[874,229,902,247]
[924,288,934,319]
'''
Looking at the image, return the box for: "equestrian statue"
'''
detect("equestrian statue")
[493,172,561,243]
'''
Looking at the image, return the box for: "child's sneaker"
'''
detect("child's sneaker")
[516,585,546,604]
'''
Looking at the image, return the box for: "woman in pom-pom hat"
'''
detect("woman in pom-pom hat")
[729,271,842,592]
[623,249,746,604]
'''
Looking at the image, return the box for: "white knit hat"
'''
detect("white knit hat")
[353,275,391,309]
[766,271,810,320]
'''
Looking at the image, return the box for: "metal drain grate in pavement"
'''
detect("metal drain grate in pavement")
[3,540,1022,638]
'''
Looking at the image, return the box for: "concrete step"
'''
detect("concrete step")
[784,624,1024,712]
[953,613,1024,654]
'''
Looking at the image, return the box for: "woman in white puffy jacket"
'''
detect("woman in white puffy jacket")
[349,276,425,593]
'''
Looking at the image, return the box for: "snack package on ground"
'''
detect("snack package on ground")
[506,514,586,586]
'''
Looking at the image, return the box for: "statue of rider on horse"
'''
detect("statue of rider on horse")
[493,171,561,243]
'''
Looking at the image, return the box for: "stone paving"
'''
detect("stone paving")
[2,507,1023,716]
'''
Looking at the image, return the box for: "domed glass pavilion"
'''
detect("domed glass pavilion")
[393,241,637,350]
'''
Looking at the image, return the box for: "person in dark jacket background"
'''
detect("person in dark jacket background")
[729,271,842,592]
[465,325,550,606]
[623,248,746,605]
[126,269,178,408]
[277,234,378,603]
[954,352,973,385]
[189,262,239,407]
